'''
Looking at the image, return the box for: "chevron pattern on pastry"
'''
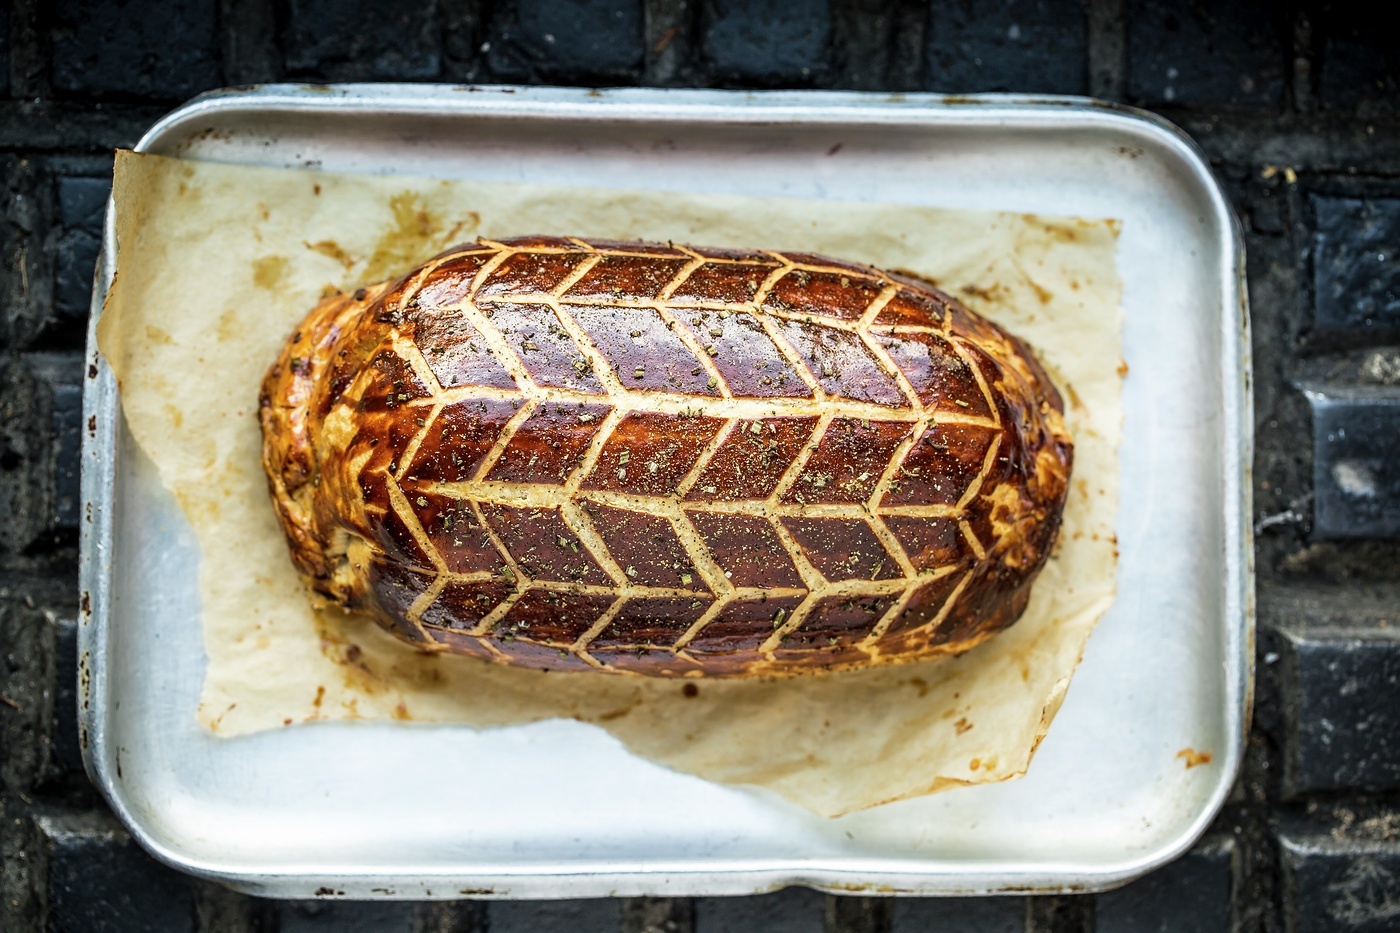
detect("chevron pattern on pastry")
[260,236,1073,677]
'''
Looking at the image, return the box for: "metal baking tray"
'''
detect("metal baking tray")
[80,85,1252,899]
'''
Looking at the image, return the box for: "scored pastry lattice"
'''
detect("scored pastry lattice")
[345,237,1008,671]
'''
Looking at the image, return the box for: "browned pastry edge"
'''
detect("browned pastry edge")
[260,236,1073,678]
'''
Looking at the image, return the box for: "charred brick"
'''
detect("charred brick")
[286,0,441,81]
[38,811,195,933]
[0,359,55,555]
[1306,388,1400,540]
[29,353,85,535]
[488,0,644,83]
[519,0,643,78]
[1,594,55,793]
[0,101,164,153]
[1126,0,1284,107]
[925,0,1087,95]
[701,0,831,86]
[3,154,56,350]
[1280,828,1400,933]
[51,0,220,99]
[218,0,282,85]
[1317,6,1400,114]
[278,900,421,931]
[695,887,824,933]
[0,5,9,97]
[1278,625,1400,795]
[54,177,110,333]
[51,617,83,777]
[1313,196,1400,334]
[892,895,1025,932]
[1095,836,1236,932]
[489,898,621,932]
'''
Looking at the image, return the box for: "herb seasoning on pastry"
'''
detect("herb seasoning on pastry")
[259,236,1072,677]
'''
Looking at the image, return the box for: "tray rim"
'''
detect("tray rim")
[78,82,1254,899]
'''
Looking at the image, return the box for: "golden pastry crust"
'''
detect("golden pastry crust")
[260,236,1072,677]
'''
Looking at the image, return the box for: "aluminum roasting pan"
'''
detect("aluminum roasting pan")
[79,85,1253,899]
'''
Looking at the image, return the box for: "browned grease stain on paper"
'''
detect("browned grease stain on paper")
[252,255,289,290]
[312,608,395,698]
[305,239,356,270]
[358,192,482,285]
[216,309,243,342]
[361,193,446,284]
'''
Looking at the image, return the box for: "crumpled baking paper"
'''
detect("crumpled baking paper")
[98,149,1122,817]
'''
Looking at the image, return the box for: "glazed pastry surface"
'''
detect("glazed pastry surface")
[260,236,1073,677]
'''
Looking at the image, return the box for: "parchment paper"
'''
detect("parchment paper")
[98,149,1122,817]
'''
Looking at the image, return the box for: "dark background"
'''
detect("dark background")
[2,1,1399,930]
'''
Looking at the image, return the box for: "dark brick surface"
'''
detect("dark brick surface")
[1,591,55,795]
[827,0,925,92]
[0,359,54,555]
[826,895,888,933]
[510,0,644,81]
[278,899,419,931]
[0,101,164,152]
[285,0,442,81]
[50,616,82,777]
[487,0,645,83]
[4,3,1400,933]
[49,377,80,529]
[1095,837,1236,932]
[925,0,1087,95]
[701,0,831,85]
[39,811,195,933]
[1,3,9,98]
[694,887,824,932]
[1313,196,1400,334]
[1316,2,1400,115]
[27,353,84,536]
[890,894,1025,931]
[1126,0,1284,108]
[621,896,693,932]
[439,0,488,84]
[218,0,281,86]
[257,899,486,931]
[53,176,108,335]
[1306,389,1400,540]
[1279,828,1400,933]
[51,0,221,100]
[3,155,56,349]
[490,897,621,932]
[1278,626,1400,795]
